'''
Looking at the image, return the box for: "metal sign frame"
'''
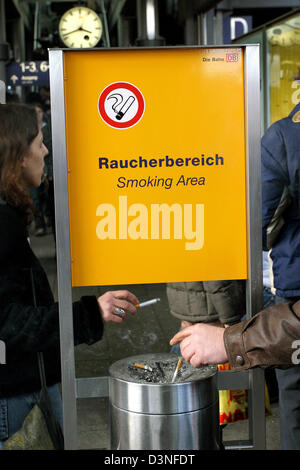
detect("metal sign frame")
[49,44,264,450]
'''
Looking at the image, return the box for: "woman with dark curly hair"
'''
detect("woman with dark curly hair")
[0,103,139,448]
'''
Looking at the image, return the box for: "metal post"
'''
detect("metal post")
[33,1,40,51]
[0,81,5,104]
[199,13,208,45]
[100,0,111,47]
[136,0,165,46]
[0,0,8,99]
[49,49,78,450]
[244,44,266,450]
[214,10,224,45]
[220,44,265,450]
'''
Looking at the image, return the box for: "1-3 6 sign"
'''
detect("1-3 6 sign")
[19,61,49,73]
[6,61,50,87]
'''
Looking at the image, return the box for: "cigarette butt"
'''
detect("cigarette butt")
[134,362,153,372]
[171,358,183,383]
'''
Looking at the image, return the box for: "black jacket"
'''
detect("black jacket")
[0,202,103,397]
[261,102,300,297]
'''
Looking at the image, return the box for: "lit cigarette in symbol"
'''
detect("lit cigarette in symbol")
[172,358,183,383]
[136,298,160,308]
[134,362,153,372]
[116,95,135,120]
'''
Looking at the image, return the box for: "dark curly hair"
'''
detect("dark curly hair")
[0,103,39,223]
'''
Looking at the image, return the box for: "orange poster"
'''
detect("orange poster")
[63,47,247,286]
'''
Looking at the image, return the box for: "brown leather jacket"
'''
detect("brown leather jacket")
[224,301,300,370]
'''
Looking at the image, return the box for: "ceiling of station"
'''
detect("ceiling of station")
[2,0,298,55]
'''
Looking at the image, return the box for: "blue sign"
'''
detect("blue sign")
[223,16,252,44]
[6,61,49,87]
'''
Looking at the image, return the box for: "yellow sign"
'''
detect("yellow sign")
[63,47,247,286]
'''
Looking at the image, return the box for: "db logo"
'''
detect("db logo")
[226,53,239,62]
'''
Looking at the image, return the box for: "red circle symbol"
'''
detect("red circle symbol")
[98,82,145,129]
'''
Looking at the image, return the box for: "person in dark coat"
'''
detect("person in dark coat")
[0,103,139,447]
[260,102,300,450]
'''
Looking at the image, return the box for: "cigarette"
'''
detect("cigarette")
[136,298,160,308]
[171,358,183,383]
[134,362,153,372]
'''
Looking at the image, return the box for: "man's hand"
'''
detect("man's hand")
[170,323,228,367]
[97,290,139,324]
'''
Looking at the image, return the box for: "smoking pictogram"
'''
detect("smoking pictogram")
[107,93,136,120]
[98,81,145,129]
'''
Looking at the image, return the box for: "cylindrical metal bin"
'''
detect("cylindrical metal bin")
[109,353,220,450]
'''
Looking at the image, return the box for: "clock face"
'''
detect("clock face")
[59,6,103,48]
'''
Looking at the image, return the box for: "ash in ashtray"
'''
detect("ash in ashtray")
[127,358,213,384]
[109,353,218,384]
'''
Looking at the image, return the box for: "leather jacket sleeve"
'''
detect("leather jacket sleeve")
[223,301,300,370]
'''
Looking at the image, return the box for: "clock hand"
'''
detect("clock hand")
[63,28,81,36]
[63,27,92,36]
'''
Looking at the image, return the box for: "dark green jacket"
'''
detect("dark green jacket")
[166,280,245,325]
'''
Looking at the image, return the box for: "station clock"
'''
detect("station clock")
[58,6,103,48]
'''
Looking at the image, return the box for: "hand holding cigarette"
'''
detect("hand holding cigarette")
[98,295,160,324]
[97,290,139,324]
[170,323,228,367]
[113,297,161,318]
